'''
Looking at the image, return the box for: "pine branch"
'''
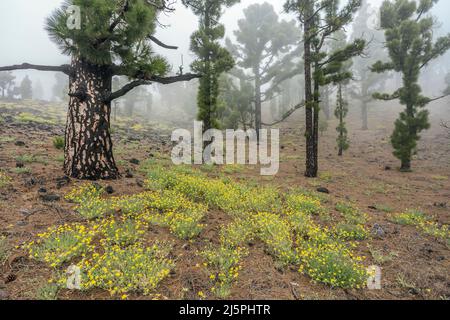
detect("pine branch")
[148,35,178,50]
[106,73,201,101]
[262,101,305,126]
[0,63,71,75]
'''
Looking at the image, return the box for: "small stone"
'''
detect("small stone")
[136,179,144,188]
[5,274,17,284]
[105,186,114,194]
[40,194,61,202]
[15,141,25,147]
[19,209,31,216]
[129,158,140,165]
[56,176,70,189]
[16,221,28,227]
[316,187,330,194]
[125,169,134,178]
[372,223,386,238]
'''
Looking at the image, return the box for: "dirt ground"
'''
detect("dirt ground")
[0,100,449,300]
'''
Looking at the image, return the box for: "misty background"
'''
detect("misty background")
[0,0,449,127]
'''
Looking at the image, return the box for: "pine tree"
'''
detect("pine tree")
[372,0,450,172]
[284,0,365,177]
[331,31,352,156]
[33,79,45,101]
[335,84,350,156]
[445,72,450,95]
[0,0,199,180]
[350,0,389,130]
[52,73,69,102]
[0,72,15,99]
[183,0,239,132]
[227,2,300,139]
[20,75,33,100]
[218,74,254,130]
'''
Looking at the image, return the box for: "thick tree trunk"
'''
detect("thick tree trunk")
[64,56,119,180]
[303,3,316,178]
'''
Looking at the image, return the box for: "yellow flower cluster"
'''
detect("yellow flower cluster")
[252,212,297,265]
[391,209,449,241]
[145,167,279,215]
[297,240,367,289]
[111,190,208,239]
[334,202,369,240]
[71,243,174,296]
[333,223,369,241]
[65,183,111,219]
[97,216,148,246]
[144,166,369,290]
[25,224,95,268]
[286,194,323,215]
[219,218,255,248]
[200,245,248,299]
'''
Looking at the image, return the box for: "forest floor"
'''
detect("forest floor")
[0,100,449,300]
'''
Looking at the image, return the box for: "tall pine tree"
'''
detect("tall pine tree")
[350,0,389,130]
[226,2,300,139]
[0,0,199,180]
[372,0,450,171]
[20,75,33,100]
[284,0,365,177]
[183,0,239,132]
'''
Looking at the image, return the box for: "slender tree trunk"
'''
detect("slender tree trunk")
[361,101,368,130]
[64,56,119,180]
[303,2,316,178]
[338,84,344,156]
[322,87,331,120]
[312,62,320,176]
[255,70,262,142]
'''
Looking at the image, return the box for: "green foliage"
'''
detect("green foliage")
[200,245,247,298]
[350,0,389,129]
[218,75,254,129]
[372,0,450,170]
[0,72,16,98]
[227,2,300,131]
[46,0,169,78]
[20,75,32,99]
[52,136,65,150]
[36,284,59,300]
[284,0,365,177]
[183,0,239,130]
[390,209,450,241]
[335,84,350,155]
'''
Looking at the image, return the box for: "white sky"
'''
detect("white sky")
[0,0,448,99]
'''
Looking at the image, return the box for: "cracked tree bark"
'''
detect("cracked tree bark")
[65,57,119,180]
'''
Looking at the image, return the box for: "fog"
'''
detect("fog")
[0,0,449,126]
